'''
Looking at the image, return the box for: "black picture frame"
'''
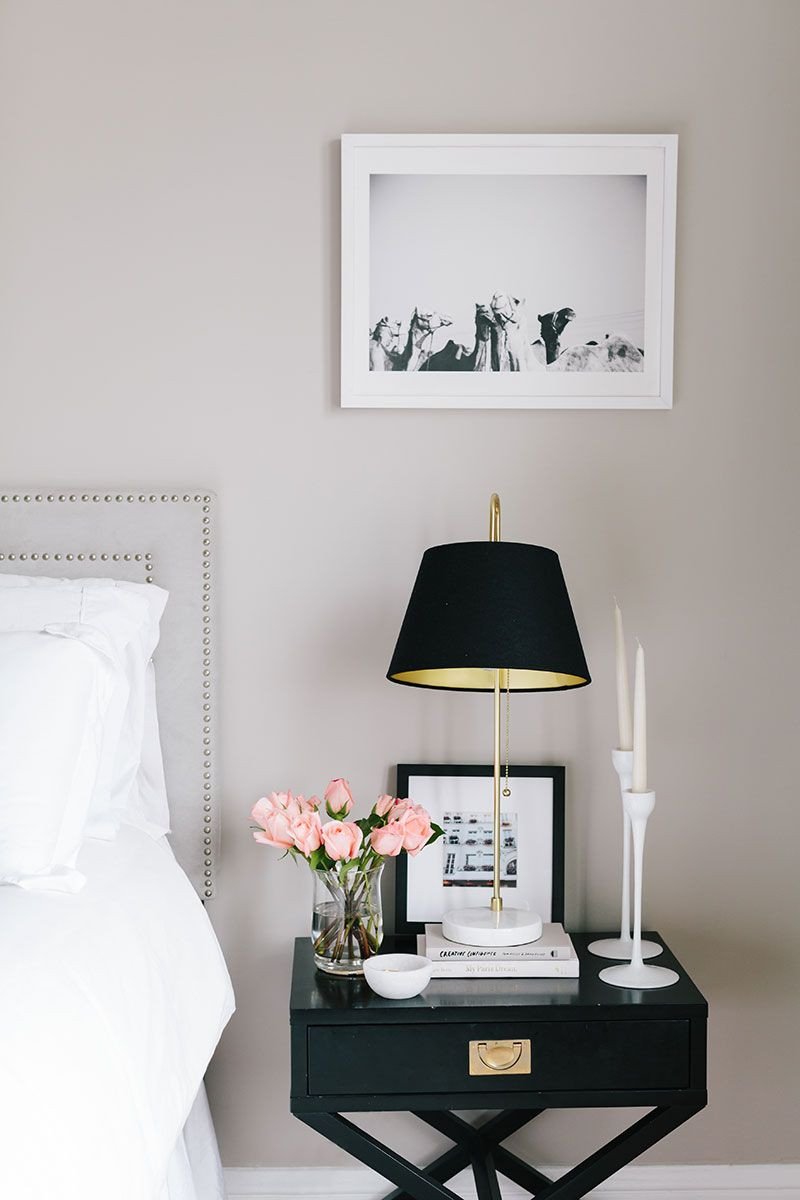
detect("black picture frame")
[394,763,565,937]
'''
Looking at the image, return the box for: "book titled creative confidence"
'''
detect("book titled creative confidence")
[423,923,574,960]
[418,924,580,978]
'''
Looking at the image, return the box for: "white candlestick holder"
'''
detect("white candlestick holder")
[589,750,662,961]
[599,790,679,990]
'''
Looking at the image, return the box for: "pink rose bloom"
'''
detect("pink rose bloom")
[291,810,323,856]
[288,793,318,817]
[252,808,295,849]
[321,820,363,862]
[252,791,319,832]
[369,822,405,857]
[251,795,279,830]
[253,791,298,823]
[284,792,308,820]
[374,794,396,817]
[397,803,433,856]
[388,798,411,822]
[324,778,354,817]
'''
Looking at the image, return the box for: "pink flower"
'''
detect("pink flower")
[369,822,405,857]
[324,778,354,818]
[321,820,363,862]
[253,791,318,825]
[291,810,323,856]
[375,794,396,817]
[388,798,411,822]
[252,808,295,849]
[252,792,298,826]
[251,795,279,830]
[397,803,433,856]
[285,792,314,819]
[291,794,319,816]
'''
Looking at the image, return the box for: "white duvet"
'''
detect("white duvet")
[0,826,234,1200]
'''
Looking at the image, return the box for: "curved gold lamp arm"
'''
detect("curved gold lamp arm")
[489,493,501,542]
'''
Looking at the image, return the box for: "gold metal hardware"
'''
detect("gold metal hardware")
[489,492,501,542]
[503,673,512,797]
[489,494,504,912]
[491,666,502,911]
[469,1039,531,1076]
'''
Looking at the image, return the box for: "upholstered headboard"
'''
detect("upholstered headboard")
[0,489,217,899]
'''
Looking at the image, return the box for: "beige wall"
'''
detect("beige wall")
[1,0,798,1169]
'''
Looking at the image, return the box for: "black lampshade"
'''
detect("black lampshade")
[387,541,590,693]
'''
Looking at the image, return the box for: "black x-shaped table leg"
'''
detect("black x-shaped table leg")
[298,1103,703,1200]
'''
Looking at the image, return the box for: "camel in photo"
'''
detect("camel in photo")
[537,308,577,364]
[425,303,495,371]
[395,308,453,371]
[490,294,545,372]
[530,339,547,367]
[549,334,644,372]
[369,317,402,371]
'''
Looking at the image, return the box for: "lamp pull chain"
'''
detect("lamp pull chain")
[503,672,512,797]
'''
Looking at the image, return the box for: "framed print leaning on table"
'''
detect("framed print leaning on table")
[341,133,677,410]
[395,764,565,937]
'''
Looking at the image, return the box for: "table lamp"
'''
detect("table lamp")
[387,495,590,946]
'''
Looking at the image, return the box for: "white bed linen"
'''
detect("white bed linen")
[162,1085,226,1200]
[0,630,112,890]
[0,826,234,1200]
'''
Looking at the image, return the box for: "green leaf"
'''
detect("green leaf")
[356,814,386,842]
[308,846,332,872]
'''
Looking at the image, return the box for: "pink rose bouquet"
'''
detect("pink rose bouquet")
[250,779,442,972]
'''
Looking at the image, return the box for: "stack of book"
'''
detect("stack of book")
[417,922,579,978]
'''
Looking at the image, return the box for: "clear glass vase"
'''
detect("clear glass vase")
[311,863,384,975]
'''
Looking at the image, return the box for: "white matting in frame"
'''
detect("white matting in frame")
[341,133,677,409]
[395,765,565,936]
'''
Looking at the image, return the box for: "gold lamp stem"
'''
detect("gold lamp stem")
[492,668,502,911]
[490,494,503,913]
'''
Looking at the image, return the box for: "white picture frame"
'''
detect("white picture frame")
[341,133,677,409]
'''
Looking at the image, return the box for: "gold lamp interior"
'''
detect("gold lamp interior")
[388,667,588,690]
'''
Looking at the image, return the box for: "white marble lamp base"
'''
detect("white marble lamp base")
[442,906,542,947]
[599,960,679,989]
[589,936,663,961]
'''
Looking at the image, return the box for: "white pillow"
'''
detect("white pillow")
[96,582,171,839]
[0,578,169,839]
[82,582,169,838]
[133,660,170,838]
[0,630,113,891]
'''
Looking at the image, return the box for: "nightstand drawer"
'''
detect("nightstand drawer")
[307,1019,690,1096]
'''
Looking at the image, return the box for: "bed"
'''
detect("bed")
[0,490,233,1200]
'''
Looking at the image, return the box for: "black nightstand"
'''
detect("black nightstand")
[290,933,707,1200]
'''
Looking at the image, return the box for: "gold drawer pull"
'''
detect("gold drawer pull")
[469,1039,531,1076]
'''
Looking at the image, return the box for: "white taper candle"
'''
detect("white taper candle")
[614,601,633,752]
[632,641,647,792]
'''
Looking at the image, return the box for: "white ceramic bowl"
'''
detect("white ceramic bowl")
[363,953,433,1000]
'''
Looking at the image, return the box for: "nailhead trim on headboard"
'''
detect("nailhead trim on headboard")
[0,491,216,899]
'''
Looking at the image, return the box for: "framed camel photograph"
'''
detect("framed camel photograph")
[341,133,677,410]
